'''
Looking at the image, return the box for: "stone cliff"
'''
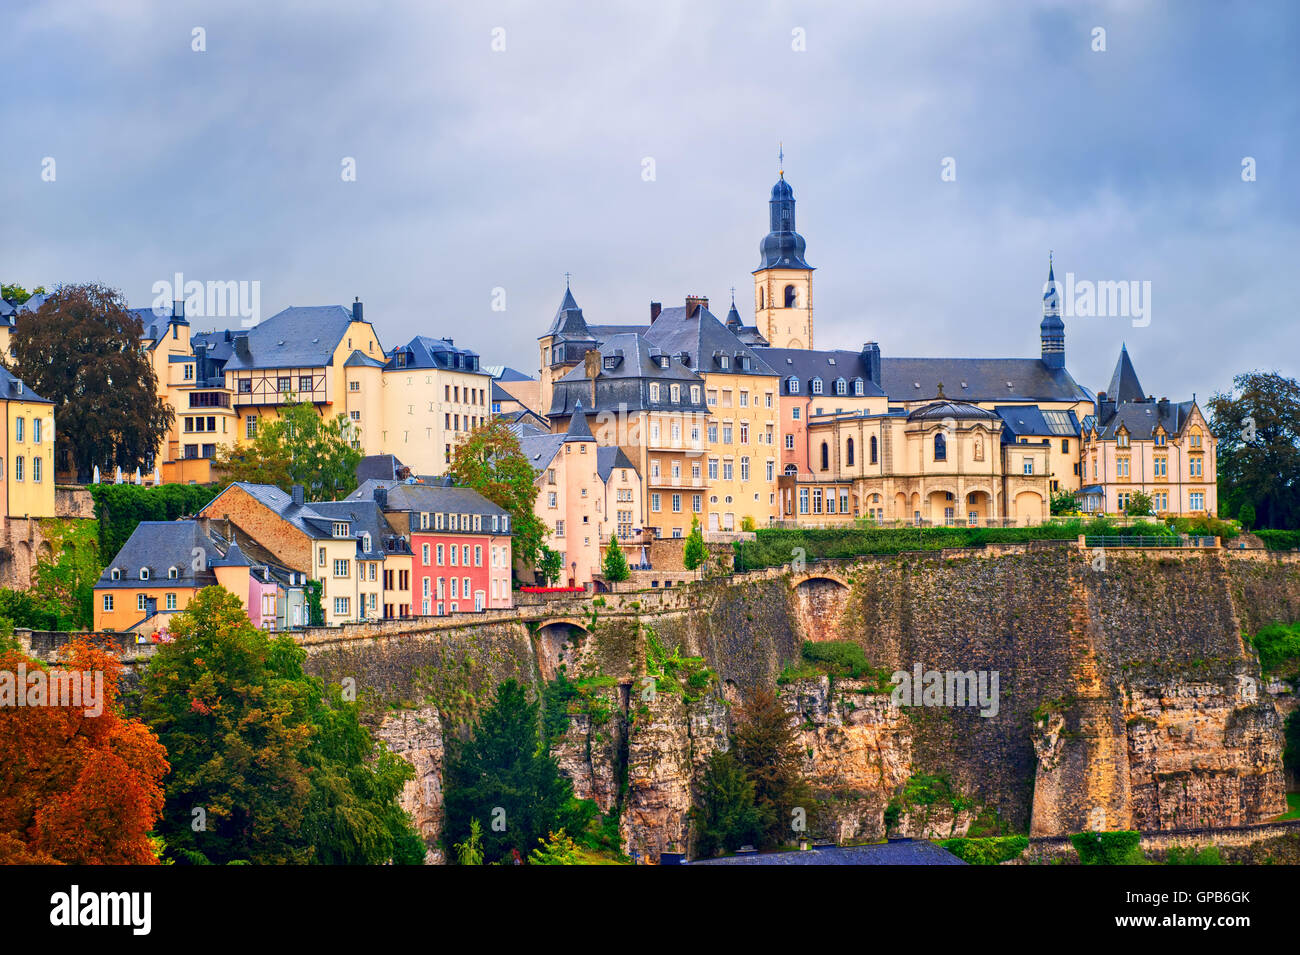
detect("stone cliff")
[298,544,1299,861]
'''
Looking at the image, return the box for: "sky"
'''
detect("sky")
[3,0,1297,402]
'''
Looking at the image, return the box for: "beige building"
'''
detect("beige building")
[381,335,492,475]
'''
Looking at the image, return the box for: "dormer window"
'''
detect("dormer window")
[788,377,799,394]
[168,566,179,579]
[111,568,121,581]
[360,532,371,552]
[670,384,681,403]
[139,567,150,580]
[718,355,730,370]
[853,378,864,396]
[649,383,661,402]
[333,522,351,538]
[834,378,846,396]
[811,378,823,395]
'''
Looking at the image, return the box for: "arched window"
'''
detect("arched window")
[846,438,855,466]
[759,287,765,309]
[784,285,797,308]
[140,567,150,580]
[787,377,799,394]
[833,378,845,395]
[853,378,864,396]
[168,566,179,579]
[820,442,830,470]
[870,435,878,464]
[811,378,823,395]
[934,433,947,461]
[111,568,121,581]
[784,464,798,476]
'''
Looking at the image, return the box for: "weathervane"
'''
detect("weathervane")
[564,271,571,289]
[778,142,784,178]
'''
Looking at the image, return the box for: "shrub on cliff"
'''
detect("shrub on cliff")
[1250,622,1300,680]
[691,750,767,858]
[937,835,1029,865]
[1257,529,1300,551]
[1070,830,1146,865]
[442,679,583,864]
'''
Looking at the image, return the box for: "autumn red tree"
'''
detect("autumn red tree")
[0,636,169,864]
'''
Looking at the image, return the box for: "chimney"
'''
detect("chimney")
[1158,396,1169,417]
[685,295,708,318]
[373,485,388,509]
[352,297,364,322]
[649,302,661,323]
[291,484,305,507]
[861,342,881,385]
[584,348,602,380]
[172,299,184,320]
[234,332,251,358]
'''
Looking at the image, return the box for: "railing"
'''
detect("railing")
[1084,535,1217,548]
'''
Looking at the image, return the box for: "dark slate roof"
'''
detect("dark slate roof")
[16,292,48,313]
[210,483,336,538]
[1104,344,1145,403]
[1094,399,1196,441]
[497,408,550,434]
[564,402,595,442]
[550,333,707,417]
[544,288,596,340]
[307,499,407,559]
[518,432,566,476]
[588,323,647,339]
[596,445,636,482]
[491,381,512,402]
[345,479,511,524]
[97,521,219,588]
[0,299,14,318]
[880,357,1090,403]
[221,305,364,371]
[907,399,1001,422]
[356,453,409,483]
[0,365,52,403]
[488,365,535,382]
[129,306,178,345]
[994,405,1080,440]
[690,839,967,866]
[344,349,386,368]
[386,334,485,373]
[766,347,886,397]
[643,305,778,377]
[755,175,813,271]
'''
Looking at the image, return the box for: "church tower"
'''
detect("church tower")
[1040,253,1065,370]
[753,156,814,349]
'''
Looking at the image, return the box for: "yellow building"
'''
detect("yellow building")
[1,368,56,519]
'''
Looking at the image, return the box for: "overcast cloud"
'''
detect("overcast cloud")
[3,0,1297,401]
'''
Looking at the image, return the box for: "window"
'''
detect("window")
[1061,439,1070,453]
[14,455,22,482]
[1190,491,1205,510]
[318,547,327,566]
[934,434,946,461]
[333,558,349,577]
[14,418,23,442]
[474,545,482,566]
[740,457,750,481]
[650,493,661,512]
[349,380,360,391]
[168,566,178,579]
[870,435,878,465]
[1117,457,1130,478]
[1023,457,1034,475]
[246,415,258,439]
[788,377,799,394]
[32,457,41,482]
[649,383,660,402]
[791,408,800,421]
[111,567,121,580]
[166,593,177,610]
[238,379,252,394]
[32,418,41,443]
[834,378,846,396]
[670,384,680,403]
[811,378,823,395]
[1154,456,1167,477]
[690,385,701,403]
[708,458,718,480]
[846,438,855,466]
[854,379,864,396]
[102,594,114,611]
[784,284,797,307]
[671,493,681,513]
[820,442,829,470]
[277,376,292,393]
[334,597,350,616]
[138,593,148,611]
[299,376,313,392]
[766,460,775,481]
[799,488,809,514]
[1190,456,1203,478]
[333,521,350,538]
[785,434,794,450]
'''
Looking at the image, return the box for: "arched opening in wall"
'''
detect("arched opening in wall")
[37,541,53,562]
[784,285,797,308]
[793,576,852,643]
[870,435,878,465]
[1013,490,1044,526]
[965,490,992,525]
[846,438,855,467]
[759,287,765,309]
[820,442,829,471]
[934,433,947,461]
[533,620,589,682]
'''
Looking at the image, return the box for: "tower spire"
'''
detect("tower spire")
[778,142,784,179]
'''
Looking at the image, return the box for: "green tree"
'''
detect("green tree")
[1238,501,1256,532]
[1208,371,1300,529]
[447,418,547,567]
[683,516,707,573]
[1050,489,1078,515]
[1125,490,1154,517]
[304,579,324,626]
[442,679,580,864]
[538,546,562,586]
[8,283,173,482]
[690,749,765,858]
[732,688,814,849]
[214,398,360,500]
[602,535,630,587]
[1,284,45,303]
[454,818,485,865]
[141,587,315,864]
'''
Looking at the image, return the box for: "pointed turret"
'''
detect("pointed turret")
[1040,253,1065,369]
[725,295,743,329]
[545,286,592,339]
[1106,344,1145,404]
[564,399,595,443]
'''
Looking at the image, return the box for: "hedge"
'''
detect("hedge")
[734,518,1178,571]
[937,835,1029,865]
[1257,529,1300,551]
[87,483,219,560]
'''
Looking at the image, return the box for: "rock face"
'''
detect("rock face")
[304,546,1299,862]
[375,705,446,865]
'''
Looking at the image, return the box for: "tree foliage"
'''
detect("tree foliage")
[537,546,562,586]
[0,636,169,864]
[213,399,360,501]
[442,679,581,864]
[683,516,707,572]
[1,283,46,303]
[87,482,218,560]
[8,283,173,481]
[1125,489,1154,517]
[141,586,419,864]
[690,749,766,857]
[447,418,546,568]
[602,534,630,584]
[731,688,814,849]
[1208,371,1300,529]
